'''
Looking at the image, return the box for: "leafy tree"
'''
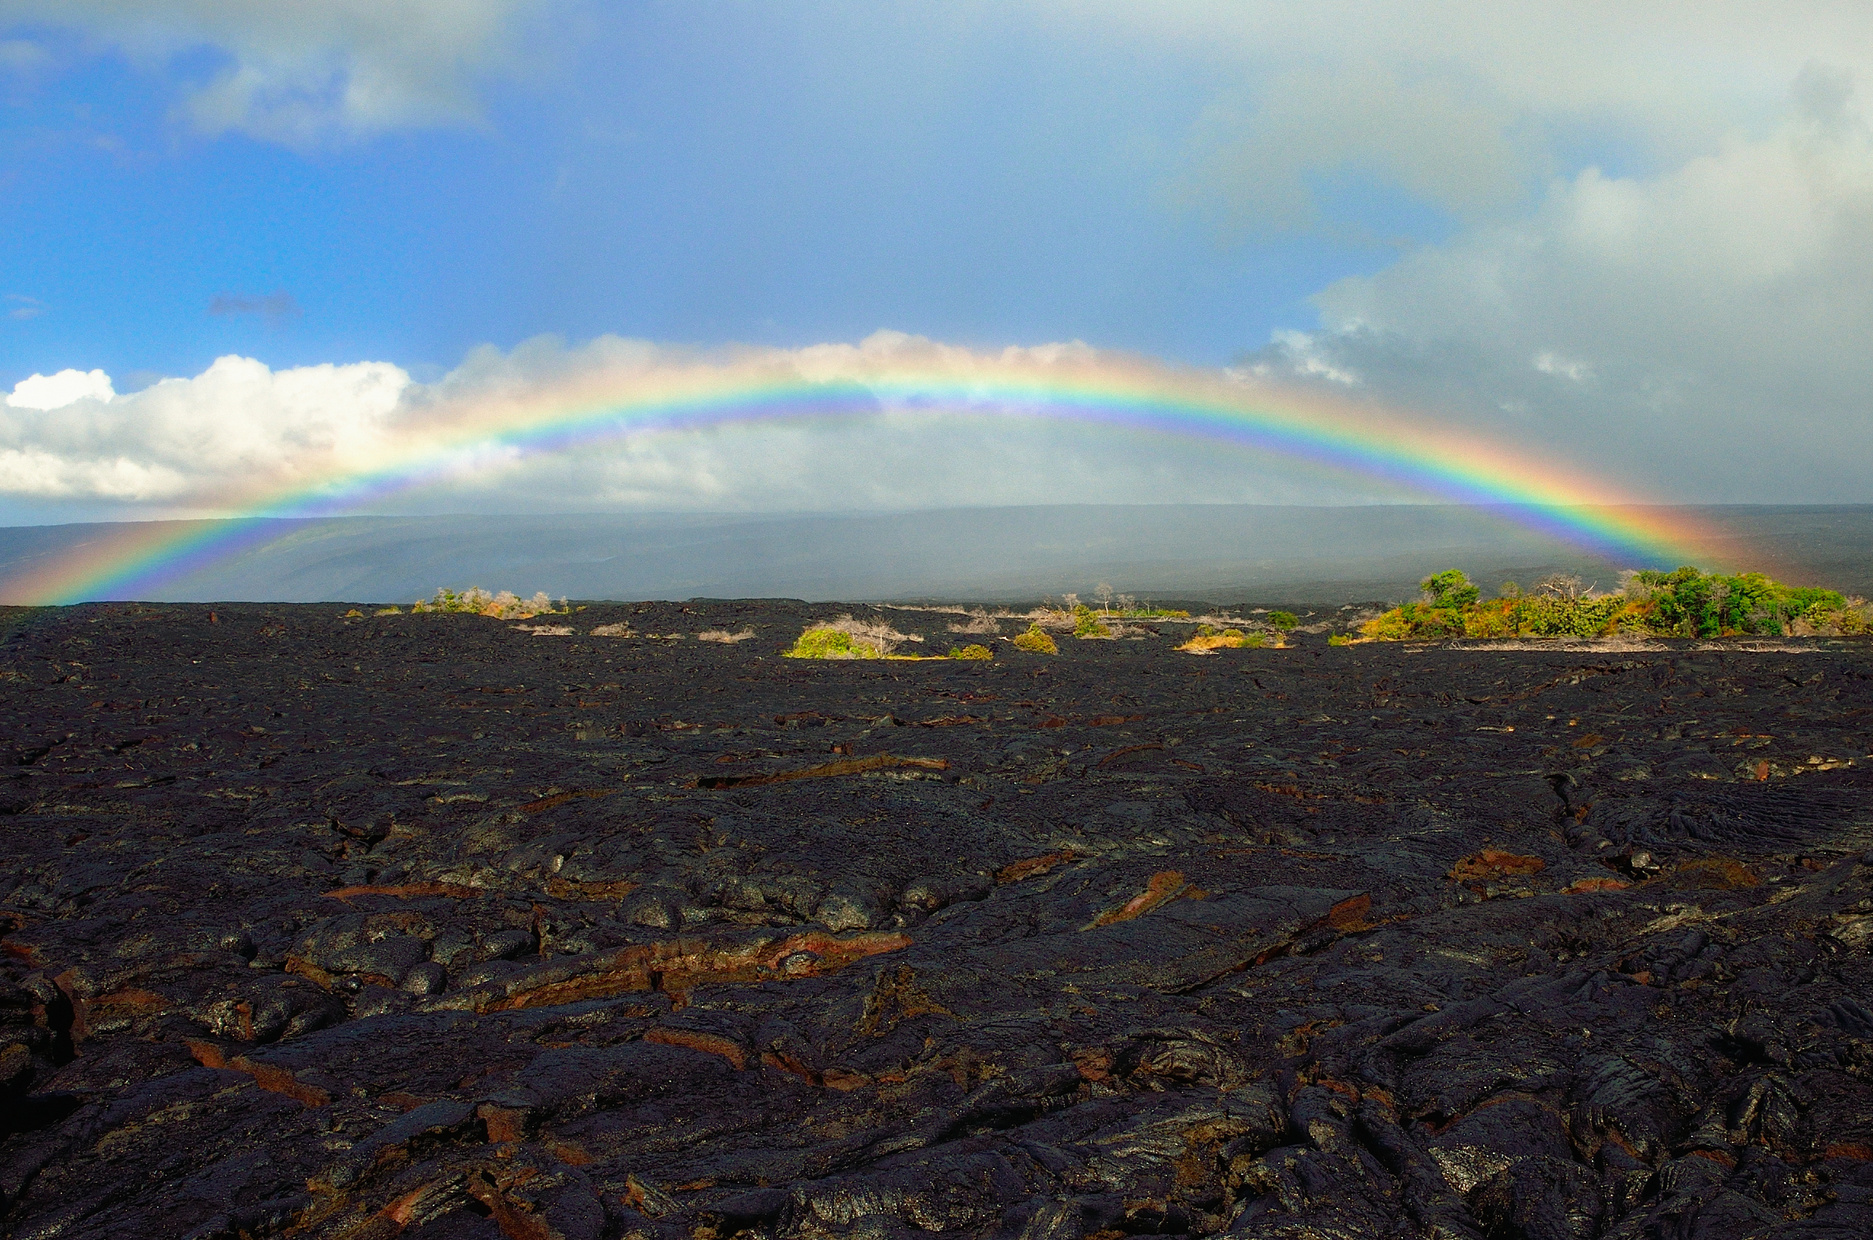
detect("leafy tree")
[1419,570,1480,609]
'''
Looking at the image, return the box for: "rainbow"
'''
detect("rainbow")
[2,348,1718,604]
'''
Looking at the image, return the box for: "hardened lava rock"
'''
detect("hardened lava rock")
[1,600,1872,1238]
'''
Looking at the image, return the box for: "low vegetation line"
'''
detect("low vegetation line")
[402,587,570,620]
[1359,566,1869,641]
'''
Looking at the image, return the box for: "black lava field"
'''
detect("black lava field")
[4,601,1873,1240]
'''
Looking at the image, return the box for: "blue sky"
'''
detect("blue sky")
[3,3,1401,381]
[3,2,1872,519]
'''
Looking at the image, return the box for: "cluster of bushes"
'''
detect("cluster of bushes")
[1624,566,1864,637]
[1361,567,1870,641]
[411,588,567,619]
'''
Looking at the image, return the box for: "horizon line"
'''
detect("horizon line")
[4,497,1870,531]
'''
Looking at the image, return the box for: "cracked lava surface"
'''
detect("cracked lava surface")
[2,600,1872,1239]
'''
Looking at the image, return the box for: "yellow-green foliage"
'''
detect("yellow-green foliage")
[1328,634,1353,646]
[1177,626,1266,654]
[1072,605,1113,638]
[1013,624,1058,654]
[783,617,924,659]
[947,644,993,660]
[412,587,565,620]
[786,628,877,659]
[1358,567,1869,641]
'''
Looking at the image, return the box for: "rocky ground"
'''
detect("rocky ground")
[2,600,1872,1240]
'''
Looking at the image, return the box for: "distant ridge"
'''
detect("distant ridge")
[1,504,1867,606]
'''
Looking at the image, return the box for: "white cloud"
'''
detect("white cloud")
[0,334,1422,513]
[1044,1,1873,241]
[0,0,534,145]
[0,355,406,500]
[1249,90,1873,501]
[7,368,115,409]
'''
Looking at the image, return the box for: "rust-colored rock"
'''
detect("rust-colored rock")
[520,789,615,813]
[694,751,947,789]
[480,929,911,1012]
[1087,871,1189,927]
[1325,893,1373,931]
[1562,876,1631,894]
[324,881,483,902]
[996,850,1079,884]
[645,1025,748,1070]
[186,1038,331,1106]
[1447,848,1546,884]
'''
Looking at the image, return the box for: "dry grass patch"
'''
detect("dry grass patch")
[699,629,756,644]
[946,609,1004,635]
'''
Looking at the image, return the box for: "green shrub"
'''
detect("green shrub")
[1013,625,1059,654]
[1072,605,1112,639]
[1328,633,1352,646]
[785,628,871,659]
[947,644,993,660]
[783,617,921,659]
[1267,610,1298,631]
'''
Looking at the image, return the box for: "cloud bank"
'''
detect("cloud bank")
[0,0,533,145]
[1248,84,1873,502]
[0,356,404,502]
[0,333,1431,518]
